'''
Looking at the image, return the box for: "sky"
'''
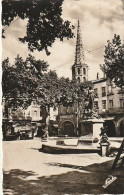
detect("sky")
[2,0,124,81]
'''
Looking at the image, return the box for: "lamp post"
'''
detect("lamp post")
[75,88,82,136]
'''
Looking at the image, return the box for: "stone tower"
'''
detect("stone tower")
[72,20,88,83]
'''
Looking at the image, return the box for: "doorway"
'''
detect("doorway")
[104,120,116,137]
[61,121,75,137]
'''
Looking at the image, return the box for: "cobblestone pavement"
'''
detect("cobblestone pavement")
[2,139,124,194]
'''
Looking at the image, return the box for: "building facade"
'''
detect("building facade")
[93,78,124,137]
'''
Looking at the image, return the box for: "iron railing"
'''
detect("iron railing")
[99,107,124,114]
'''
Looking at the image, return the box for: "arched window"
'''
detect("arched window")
[78,68,80,75]
[83,68,86,75]
[78,77,80,83]
[83,77,86,82]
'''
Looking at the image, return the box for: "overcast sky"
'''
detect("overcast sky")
[2,0,124,80]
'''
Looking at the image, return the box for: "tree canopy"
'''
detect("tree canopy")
[2,54,49,110]
[2,0,74,54]
[2,55,93,113]
[101,34,124,89]
[39,71,93,109]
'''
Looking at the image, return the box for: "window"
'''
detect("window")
[120,99,124,108]
[108,85,113,95]
[83,77,86,82]
[83,68,86,75]
[102,87,106,97]
[102,100,106,109]
[94,88,98,97]
[78,68,80,75]
[94,101,98,109]
[109,100,113,109]
[78,77,80,83]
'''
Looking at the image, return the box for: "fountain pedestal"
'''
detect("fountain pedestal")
[80,118,104,140]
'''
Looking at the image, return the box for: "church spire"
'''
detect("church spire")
[75,20,85,65]
[72,20,88,83]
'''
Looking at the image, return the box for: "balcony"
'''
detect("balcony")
[107,92,114,96]
[108,107,124,114]
[118,89,124,94]
[99,107,124,115]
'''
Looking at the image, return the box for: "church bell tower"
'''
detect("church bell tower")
[72,20,88,83]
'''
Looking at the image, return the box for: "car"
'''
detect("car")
[3,132,20,141]
[19,130,34,140]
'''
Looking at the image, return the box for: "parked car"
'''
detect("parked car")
[3,130,34,141]
[3,131,20,141]
[19,130,34,140]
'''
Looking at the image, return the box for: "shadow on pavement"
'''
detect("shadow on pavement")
[3,160,124,195]
[47,160,112,172]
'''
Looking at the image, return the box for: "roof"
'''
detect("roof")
[93,78,107,84]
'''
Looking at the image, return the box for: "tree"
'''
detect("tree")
[2,0,74,54]
[34,69,93,115]
[40,72,93,109]
[101,34,124,89]
[2,54,93,118]
[2,54,49,111]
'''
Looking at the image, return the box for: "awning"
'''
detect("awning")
[102,117,115,120]
[53,124,58,128]
[37,123,45,126]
